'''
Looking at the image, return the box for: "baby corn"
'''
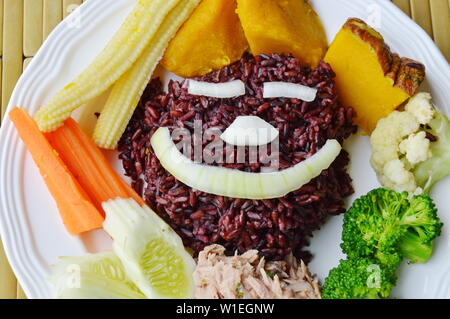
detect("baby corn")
[35,0,182,132]
[93,0,201,149]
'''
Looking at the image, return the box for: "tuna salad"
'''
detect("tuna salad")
[193,244,321,299]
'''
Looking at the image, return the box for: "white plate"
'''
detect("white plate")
[0,0,449,299]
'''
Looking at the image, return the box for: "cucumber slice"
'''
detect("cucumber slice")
[50,252,145,299]
[103,198,196,299]
[151,127,342,199]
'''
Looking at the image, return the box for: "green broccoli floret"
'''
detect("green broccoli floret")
[341,188,442,264]
[341,189,407,261]
[323,189,443,299]
[396,195,441,263]
[399,195,442,243]
[398,230,433,264]
[321,258,397,299]
[414,111,450,193]
[372,251,402,281]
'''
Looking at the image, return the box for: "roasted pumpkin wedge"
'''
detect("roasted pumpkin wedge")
[237,0,327,67]
[161,0,248,78]
[324,18,426,133]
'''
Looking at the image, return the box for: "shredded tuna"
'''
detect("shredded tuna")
[193,244,321,299]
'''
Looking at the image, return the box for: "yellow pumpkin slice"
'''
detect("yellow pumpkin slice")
[236,0,328,67]
[324,18,426,133]
[161,0,248,78]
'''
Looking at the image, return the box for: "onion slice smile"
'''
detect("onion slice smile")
[151,127,342,200]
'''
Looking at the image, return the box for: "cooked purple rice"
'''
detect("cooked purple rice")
[118,53,357,262]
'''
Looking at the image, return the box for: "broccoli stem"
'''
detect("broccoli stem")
[398,230,433,263]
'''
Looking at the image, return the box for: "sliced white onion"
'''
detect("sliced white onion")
[151,127,341,200]
[220,116,279,146]
[263,82,318,102]
[188,79,246,98]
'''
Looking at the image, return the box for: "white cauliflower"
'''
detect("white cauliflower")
[405,92,435,124]
[370,93,437,194]
[381,159,417,193]
[399,131,431,165]
[370,111,419,177]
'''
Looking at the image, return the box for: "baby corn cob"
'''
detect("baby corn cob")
[93,0,201,149]
[35,0,182,132]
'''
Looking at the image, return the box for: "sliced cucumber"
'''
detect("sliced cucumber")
[102,198,196,299]
[50,252,146,299]
[151,127,342,199]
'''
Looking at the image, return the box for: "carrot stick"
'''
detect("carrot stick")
[9,107,104,235]
[46,126,112,213]
[64,118,145,205]
[46,118,145,211]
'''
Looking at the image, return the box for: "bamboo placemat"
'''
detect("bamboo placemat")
[0,0,449,299]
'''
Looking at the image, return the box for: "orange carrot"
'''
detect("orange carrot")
[46,117,145,212]
[64,118,144,205]
[9,107,104,235]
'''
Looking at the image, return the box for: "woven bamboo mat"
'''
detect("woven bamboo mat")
[0,0,449,299]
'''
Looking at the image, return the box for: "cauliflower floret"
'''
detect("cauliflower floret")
[370,111,419,173]
[405,92,435,125]
[370,92,450,194]
[399,131,432,165]
[370,105,425,194]
[382,159,418,193]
